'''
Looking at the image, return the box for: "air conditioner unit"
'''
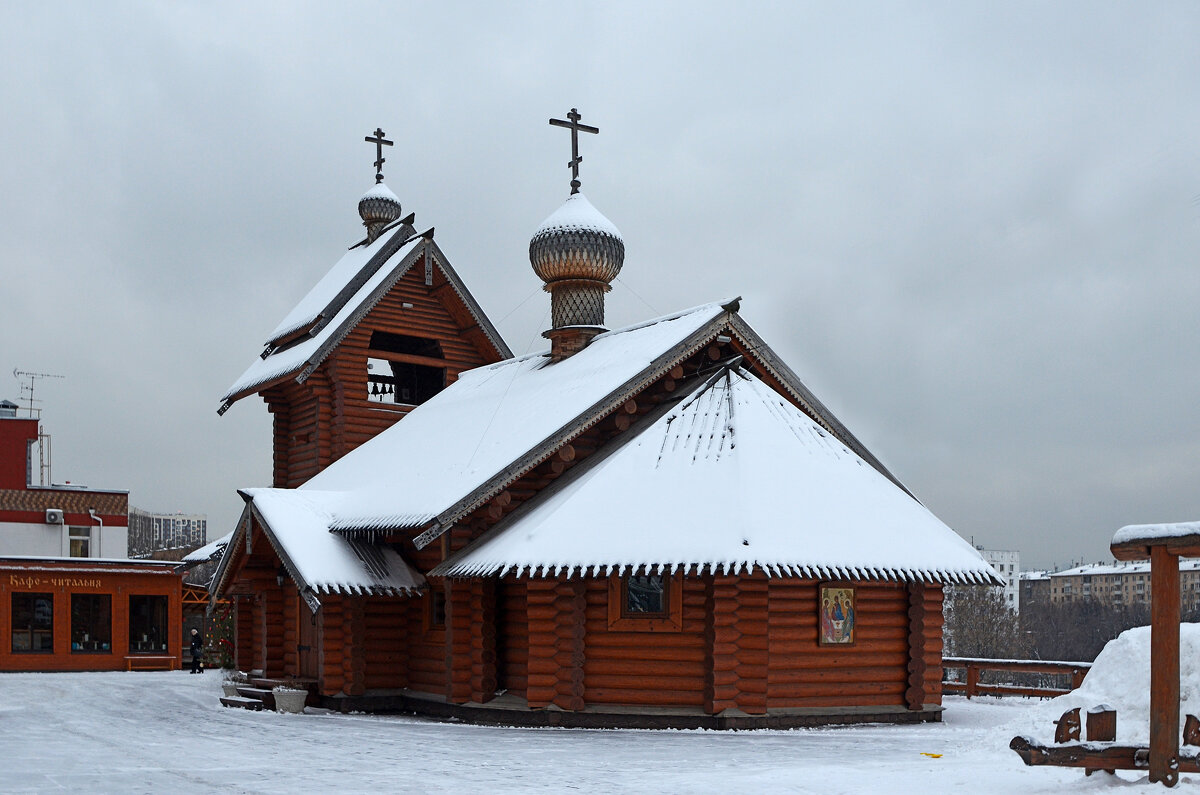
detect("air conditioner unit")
[45,508,64,525]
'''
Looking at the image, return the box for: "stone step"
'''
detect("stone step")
[220,696,263,711]
[236,686,276,709]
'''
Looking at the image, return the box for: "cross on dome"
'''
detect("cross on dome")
[549,108,599,195]
[364,127,394,184]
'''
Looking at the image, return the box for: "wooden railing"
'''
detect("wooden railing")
[943,657,1091,699]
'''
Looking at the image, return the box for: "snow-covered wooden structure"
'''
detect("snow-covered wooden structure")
[212,125,998,727]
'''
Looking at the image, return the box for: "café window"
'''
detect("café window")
[607,572,683,633]
[366,331,447,406]
[129,595,168,653]
[68,526,91,558]
[72,594,112,653]
[12,593,54,652]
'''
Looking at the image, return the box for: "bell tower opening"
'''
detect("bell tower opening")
[366,331,447,406]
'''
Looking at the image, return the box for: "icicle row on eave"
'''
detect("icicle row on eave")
[441,559,1000,585]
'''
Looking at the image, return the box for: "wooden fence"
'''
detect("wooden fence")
[942,657,1091,699]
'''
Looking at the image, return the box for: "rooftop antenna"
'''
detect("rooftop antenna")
[13,369,64,419]
[12,369,64,486]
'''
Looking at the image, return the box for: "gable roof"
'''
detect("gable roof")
[290,300,736,537]
[431,368,999,585]
[209,494,425,612]
[219,226,511,413]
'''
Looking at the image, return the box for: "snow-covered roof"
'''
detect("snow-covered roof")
[1112,521,1200,547]
[221,235,423,407]
[181,531,232,564]
[239,489,424,608]
[533,192,622,242]
[289,300,733,533]
[433,368,999,585]
[220,224,511,413]
[268,226,408,346]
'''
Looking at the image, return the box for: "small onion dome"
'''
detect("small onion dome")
[529,193,625,285]
[358,181,402,227]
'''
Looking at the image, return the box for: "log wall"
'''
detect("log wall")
[363,597,411,690]
[583,577,708,708]
[767,581,911,709]
[526,579,587,710]
[707,574,768,714]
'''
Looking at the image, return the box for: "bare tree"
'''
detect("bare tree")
[944,585,1030,658]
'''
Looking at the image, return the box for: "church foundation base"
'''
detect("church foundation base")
[318,689,944,730]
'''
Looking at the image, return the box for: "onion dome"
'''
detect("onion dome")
[529,193,625,335]
[359,182,402,243]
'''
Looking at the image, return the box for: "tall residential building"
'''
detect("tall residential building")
[975,548,1020,611]
[127,509,207,558]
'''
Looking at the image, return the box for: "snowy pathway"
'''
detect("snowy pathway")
[0,671,1175,793]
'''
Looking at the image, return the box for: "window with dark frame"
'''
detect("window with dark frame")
[128,595,168,653]
[623,574,668,617]
[429,590,447,628]
[12,593,54,652]
[71,594,112,653]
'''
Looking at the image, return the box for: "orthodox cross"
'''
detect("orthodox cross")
[549,108,599,194]
[364,127,394,184]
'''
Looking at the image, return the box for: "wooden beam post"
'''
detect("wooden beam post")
[1149,545,1181,786]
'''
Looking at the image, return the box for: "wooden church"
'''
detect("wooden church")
[212,116,999,728]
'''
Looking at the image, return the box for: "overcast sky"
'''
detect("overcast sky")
[2,3,1198,569]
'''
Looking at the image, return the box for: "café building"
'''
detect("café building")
[1,556,182,671]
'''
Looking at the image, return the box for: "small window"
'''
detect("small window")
[71,594,112,653]
[68,526,91,558]
[12,593,54,652]
[607,573,683,632]
[623,575,668,617]
[129,595,169,653]
[429,590,447,628]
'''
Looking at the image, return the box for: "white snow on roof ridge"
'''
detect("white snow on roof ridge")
[1112,520,1200,546]
[292,300,730,531]
[267,229,401,345]
[221,236,422,403]
[533,192,622,241]
[436,368,997,584]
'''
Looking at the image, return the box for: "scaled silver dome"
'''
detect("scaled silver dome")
[529,193,625,285]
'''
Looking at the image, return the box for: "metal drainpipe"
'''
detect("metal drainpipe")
[88,509,103,558]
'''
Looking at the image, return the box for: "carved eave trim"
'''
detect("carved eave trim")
[208,503,254,607]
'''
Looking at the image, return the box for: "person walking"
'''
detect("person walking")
[189,628,204,674]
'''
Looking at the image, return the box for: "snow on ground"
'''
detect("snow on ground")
[1,671,1182,794]
[1011,624,1200,747]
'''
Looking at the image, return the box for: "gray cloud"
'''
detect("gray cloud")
[3,2,1199,569]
